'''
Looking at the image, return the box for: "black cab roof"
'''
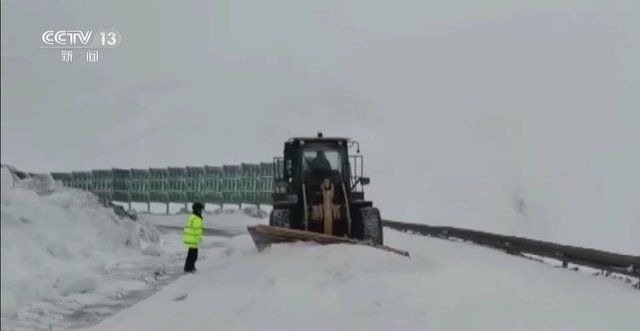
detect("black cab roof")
[288,132,350,143]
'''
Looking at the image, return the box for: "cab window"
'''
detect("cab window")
[302,145,342,173]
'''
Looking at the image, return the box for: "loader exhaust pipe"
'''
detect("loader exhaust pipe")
[302,183,309,231]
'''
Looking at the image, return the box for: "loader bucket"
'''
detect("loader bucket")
[247,224,410,257]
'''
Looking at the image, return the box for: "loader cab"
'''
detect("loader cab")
[273,132,369,205]
[281,135,349,184]
[301,141,346,177]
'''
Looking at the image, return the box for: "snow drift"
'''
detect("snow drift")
[0,167,161,317]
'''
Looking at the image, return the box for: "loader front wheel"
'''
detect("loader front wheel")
[359,206,383,246]
[269,208,291,228]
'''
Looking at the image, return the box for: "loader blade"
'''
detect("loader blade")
[247,224,410,257]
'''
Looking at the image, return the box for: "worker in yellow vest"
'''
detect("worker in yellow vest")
[183,202,204,273]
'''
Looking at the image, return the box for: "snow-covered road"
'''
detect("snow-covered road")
[2,171,638,331]
[83,219,639,331]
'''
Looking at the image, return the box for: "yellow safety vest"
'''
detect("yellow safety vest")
[183,214,203,248]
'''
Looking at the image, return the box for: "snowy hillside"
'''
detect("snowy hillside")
[2,0,639,254]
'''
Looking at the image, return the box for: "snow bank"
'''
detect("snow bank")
[0,167,161,317]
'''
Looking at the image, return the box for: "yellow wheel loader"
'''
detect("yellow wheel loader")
[247,133,409,257]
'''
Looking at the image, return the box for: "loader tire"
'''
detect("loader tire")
[269,208,291,228]
[360,207,383,246]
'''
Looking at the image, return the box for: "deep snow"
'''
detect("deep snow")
[1,167,637,331]
[1,166,274,331]
[0,168,169,330]
[82,229,640,331]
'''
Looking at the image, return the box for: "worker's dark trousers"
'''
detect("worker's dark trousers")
[184,247,198,273]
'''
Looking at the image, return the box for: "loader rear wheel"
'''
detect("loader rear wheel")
[358,206,383,246]
[269,208,291,228]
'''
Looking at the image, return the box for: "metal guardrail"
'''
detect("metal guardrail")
[1,163,275,211]
[383,220,640,286]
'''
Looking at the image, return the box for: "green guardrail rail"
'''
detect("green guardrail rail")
[37,163,276,212]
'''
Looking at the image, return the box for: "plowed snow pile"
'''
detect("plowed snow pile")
[0,168,160,318]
